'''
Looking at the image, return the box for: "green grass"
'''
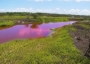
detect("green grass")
[37,17,69,23]
[0,15,27,20]
[0,21,15,27]
[0,15,69,23]
[77,21,90,28]
[0,16,69,27]
[0,26,89,64]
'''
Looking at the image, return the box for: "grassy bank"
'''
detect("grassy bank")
[36,17,69,23]
[0,15,29,20]
[70,21,90,58]
[0,16,69,27]
[0,26,89,64]
[0,15,69,23]
[0,21,15,27]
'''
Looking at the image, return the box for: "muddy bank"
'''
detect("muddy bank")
[70,22,90,58]
[15,19,37,24]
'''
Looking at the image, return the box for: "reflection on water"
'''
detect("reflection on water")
[0,21,76,43]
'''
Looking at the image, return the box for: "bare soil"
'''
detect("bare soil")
[70,22,90,58]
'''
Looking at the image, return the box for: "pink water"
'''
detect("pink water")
[0,21,75,43]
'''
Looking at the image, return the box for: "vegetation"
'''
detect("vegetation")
[0,12,70,26]
[0,12,90,64]
[74,21,90,28]
[37,17,68,23]
[0,26,90,64]
[0,12,90,23]
[70,21,90,58]
[0,21,15,27]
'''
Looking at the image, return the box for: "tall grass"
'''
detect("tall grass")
[0,15,26,20]
[0,15,34,24]
[0,15,69,24]
[0,21,15,27]
[37,17,69,23]
[0,26,89,64]
[27,16,69,23]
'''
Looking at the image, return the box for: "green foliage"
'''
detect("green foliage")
[0,15,26,20]
[37,17,69,22]
[0,13,90,64]
[0,21,15,27]
[31,13,39,19]
[76,21,90,28]
[0,26,89,64]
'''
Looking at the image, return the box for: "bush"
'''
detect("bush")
[0,21,15,27]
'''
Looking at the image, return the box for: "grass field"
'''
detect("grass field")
[0,21,15,27]
[0,15,69,22]
[0,14,90,64]
[37,17,69,23]
[0,15,27,20]
[0,25,90,64]
[0,16,69,27]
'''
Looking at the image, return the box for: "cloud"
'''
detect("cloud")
[76,0,90,2]
[58,0,90,2]
[0,9,5,12]
[34,0,43,2]
[47,0,52,1]
[64,0,72,1]
[58,0,72,1]
[0,8,90,15]
[27,0,90,2]
[27,0,52,2]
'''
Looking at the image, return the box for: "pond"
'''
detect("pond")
[0,21,76,43]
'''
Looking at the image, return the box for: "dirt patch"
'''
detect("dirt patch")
[70,22,90,58]
[16,19,37,24]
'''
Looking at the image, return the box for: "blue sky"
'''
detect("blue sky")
[0,0,90,15]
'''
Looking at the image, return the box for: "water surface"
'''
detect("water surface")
[0,21,75,43]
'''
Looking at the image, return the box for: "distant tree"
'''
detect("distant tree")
[0,13,4,16]
[26,13,30,20]
[32,13,39,19]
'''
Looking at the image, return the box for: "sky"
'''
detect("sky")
[0,0,90,15]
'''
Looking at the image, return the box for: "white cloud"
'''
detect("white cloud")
[47,0,52,1]
[58,0,72,2]
[58,0,90,2]
[34,0,43,2]
[0,9,5,12]
[27,0,90,2]
[76,0,90,2]
[27,0,52,2]
[0,8,90,15]
[65,0,72,1]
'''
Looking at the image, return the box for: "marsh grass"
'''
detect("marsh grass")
[0,26,90,64]
[0,16,69,27]
[0,21,15,27]
[0,15,68,22]
[37,17,68,23]
[0,15,27,20]
[77,21,90,28]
